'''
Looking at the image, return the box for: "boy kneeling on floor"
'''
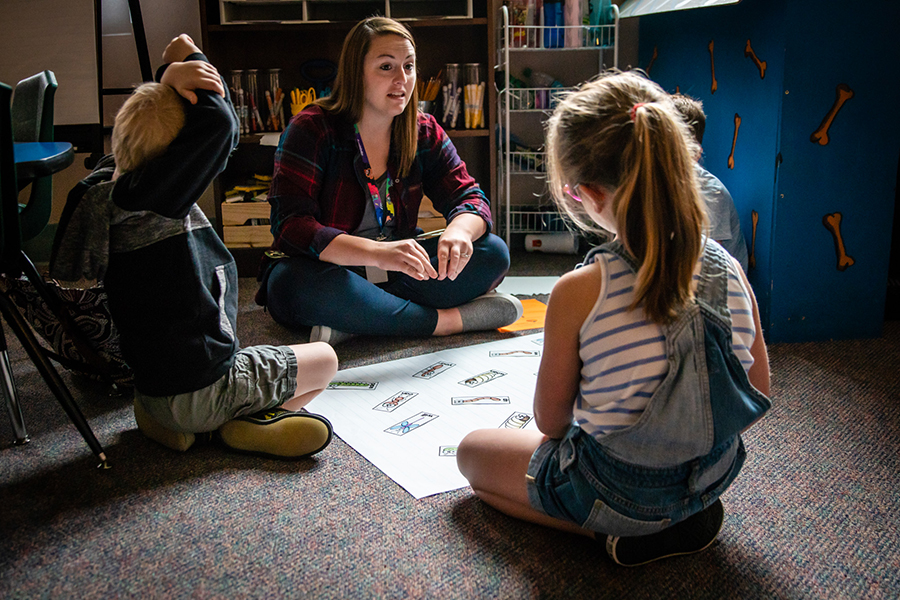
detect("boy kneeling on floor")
[52,34,338,458]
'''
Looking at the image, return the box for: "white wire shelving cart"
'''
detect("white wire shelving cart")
[496,3,618,247]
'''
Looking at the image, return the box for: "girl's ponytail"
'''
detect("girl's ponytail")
[617,101,705,324]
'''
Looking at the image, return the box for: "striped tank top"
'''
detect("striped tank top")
[575,242,757,438]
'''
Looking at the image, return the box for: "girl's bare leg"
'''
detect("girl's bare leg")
[457,428,594,537]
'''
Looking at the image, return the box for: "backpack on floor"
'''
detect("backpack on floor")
[1,274,133,387]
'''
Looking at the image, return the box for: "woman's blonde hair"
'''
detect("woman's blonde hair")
[546,70,707,324]
[317,16,419,177]
[112,82,185,173]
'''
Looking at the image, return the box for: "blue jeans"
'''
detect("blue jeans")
[262,232,510,336]
[527,425,743,537]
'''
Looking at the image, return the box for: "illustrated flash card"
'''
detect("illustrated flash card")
[501,412,533,429]
[328,380,378,390]
[489,350,541,358]
[459,369,506,388]
[385,412,439,436]
[451,395,511,405]
[413,361,455,379]
[373,390,418,413]
[438,446,458,457]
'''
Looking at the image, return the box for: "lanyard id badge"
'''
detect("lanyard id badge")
[354,124,395,240]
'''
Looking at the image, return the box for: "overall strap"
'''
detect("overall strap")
[694,241,733,327]
[698,241,771,449]
[585,239,640,271]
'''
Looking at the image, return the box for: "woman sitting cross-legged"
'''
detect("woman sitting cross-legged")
[256,17,521,345]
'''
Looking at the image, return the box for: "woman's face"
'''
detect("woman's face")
[362,34,416,123]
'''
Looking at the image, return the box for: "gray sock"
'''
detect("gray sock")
[458,292,523,332]
[310,326,357,346]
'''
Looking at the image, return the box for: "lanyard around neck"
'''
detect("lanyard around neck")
[354,124,395,230]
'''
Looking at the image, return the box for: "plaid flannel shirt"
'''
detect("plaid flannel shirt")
[268,105,492,257]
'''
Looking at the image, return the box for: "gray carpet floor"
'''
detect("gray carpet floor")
[1,251,898,599]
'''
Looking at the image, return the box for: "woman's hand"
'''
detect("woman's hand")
[319,234,437,281]
[373,239,438,281]
[436,213,486,281]
[160,60,225,104]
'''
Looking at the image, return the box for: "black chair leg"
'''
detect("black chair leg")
[0,323,29,445]
[0,292,108,467]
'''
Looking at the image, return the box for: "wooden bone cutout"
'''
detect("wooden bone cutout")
[822,212,855,271]
[728,113,741,170]
[744,39,766,79]
[646,45,658,75]
[811,84,854,146]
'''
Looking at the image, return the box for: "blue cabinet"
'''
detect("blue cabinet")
[639,0,899,342]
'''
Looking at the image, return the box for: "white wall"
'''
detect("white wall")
[1,0,210,227]
[101,0,203,126]
[0,0,99,126]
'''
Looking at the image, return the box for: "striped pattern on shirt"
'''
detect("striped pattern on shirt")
[575,244,756,437]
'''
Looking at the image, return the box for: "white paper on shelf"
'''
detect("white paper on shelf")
[259,133,282,146]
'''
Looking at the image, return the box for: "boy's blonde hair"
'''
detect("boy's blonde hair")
[317,17,419,178]
[546,70,707,325]
[112,82,185,173]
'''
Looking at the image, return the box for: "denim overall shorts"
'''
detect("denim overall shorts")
[527,240,771,536]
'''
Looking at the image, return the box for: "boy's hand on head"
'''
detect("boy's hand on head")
[160,61,225,104]
[162,34,201,64]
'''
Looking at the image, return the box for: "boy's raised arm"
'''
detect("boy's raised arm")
[112,34,238,218]
[161,61,224,105]
[160,35,224,105]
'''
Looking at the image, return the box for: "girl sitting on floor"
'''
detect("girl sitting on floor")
[457,71,771,567]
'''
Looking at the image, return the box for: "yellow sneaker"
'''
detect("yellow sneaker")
[218,408,333,459]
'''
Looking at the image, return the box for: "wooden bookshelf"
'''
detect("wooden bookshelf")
[198,0,497,275]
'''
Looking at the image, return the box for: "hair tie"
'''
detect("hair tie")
[629,102,647,122]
